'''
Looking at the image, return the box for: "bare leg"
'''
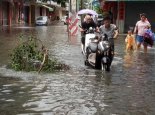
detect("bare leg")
[81,43,85,55]
[137,43,141,51]
[143,44,148,53]
[134,37,137,50]
[134,40,137,51]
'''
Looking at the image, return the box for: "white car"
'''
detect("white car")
[35,16,49,26]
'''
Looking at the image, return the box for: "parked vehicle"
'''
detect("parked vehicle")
[35,16,49,26]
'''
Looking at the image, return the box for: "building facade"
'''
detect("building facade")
[100,0,155,33]
[0,0,68,26]
[0,0,23,26]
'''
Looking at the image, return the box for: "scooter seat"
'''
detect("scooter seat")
[88,42,98,53]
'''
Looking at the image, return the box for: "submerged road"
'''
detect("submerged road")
[0,23,155,115]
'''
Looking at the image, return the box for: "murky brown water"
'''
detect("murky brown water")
[0,24,155,115]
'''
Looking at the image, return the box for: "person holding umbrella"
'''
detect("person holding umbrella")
[80,15,99,54]
[77,9,98,23]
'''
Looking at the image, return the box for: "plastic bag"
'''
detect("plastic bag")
[152,33,155,41]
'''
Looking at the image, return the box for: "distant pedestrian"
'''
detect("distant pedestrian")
[21,13,25,23]
[21,13,24,20]
[134,13,151,53]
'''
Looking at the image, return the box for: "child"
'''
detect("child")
[125,30,136,51]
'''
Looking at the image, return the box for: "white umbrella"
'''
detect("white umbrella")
[77,9,98,16]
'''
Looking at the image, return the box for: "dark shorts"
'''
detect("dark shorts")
[81,36,85,45]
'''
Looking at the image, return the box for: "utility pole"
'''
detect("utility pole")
[117,0,120,32]
[80,0,84,23]
[67,0,71,40]
[76,0,78,12]
[81,0,84,10]
[70,0,72,12]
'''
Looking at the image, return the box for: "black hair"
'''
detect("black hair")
[103,16,111,21]
[140,13,146,17]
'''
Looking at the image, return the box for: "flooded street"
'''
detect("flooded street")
[0,23,155,115]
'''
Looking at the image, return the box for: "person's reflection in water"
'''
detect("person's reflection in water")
[95,71,112,86]
[1,26,12,34]
[123,52,135,68]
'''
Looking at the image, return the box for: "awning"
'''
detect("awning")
[42,5,53,11]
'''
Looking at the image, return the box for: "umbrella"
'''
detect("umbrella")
[77,9,98,16]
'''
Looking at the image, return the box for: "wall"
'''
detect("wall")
[42,7,46,16]
[31,5,35,24]
[125,1,155,33]
[0,2,2,26]
[35,6,40,18]
[2,2,8,25]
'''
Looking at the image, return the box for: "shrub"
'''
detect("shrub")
[9,34,69,72]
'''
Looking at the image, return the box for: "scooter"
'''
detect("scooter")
[85,34,113,71]
[81,27,96,55]
[98,34,113,71]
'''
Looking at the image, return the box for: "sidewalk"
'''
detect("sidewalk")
[50,20,65,26]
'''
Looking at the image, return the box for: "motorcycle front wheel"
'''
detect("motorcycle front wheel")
[95,53,102,69]
[101,58,110,71]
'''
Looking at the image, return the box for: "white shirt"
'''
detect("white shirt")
[134,20,150,36]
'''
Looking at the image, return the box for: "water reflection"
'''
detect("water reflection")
[0,26,155,115]
[95,71,112,86]
[123,52,135,68]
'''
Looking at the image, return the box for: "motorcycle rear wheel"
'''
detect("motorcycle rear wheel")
[85,60,89,66]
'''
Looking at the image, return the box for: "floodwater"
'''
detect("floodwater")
[0,23,155,115]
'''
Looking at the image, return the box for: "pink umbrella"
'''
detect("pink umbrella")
[77,9,98,16]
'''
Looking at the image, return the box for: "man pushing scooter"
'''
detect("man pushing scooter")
[99,16,119,67]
